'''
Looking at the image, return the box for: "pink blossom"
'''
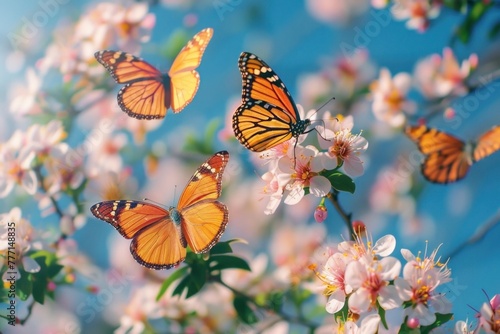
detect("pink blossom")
[261,169,290,215]
[44,143,85,194]
[478,294,500,333]
[372,0,390,8]
[86,132,127,176]
[9,68,42,116]
[271,223,326,285]
[298,51,375,110]
[395,246,452,325]
[414,48,478,98]
[318,114,368,177]
[345,254,402,313]
[391,0,441,32]
[25,120,67,160]
[75,2,155,56]
[0,208,41,277]
[0,130,37,197]
[318,253,352,314]
[279,146,332,205]
[306,0,370,25]
[371,68,416,127]
[57,238,100,277]
[454,320,477,334]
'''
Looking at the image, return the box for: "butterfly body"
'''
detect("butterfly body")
[91,151,229,269]
[406,125,500,184]
[233,52,311,152]
[95,28,213,120]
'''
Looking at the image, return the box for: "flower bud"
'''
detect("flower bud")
[407,317,419,329]
[314,205,327,223]
[352,220,366,236]
[47,281,57,291]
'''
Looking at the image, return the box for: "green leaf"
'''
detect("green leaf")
[289,286,312,308]
[377,301,388,330]
[489,22,500,39]
[209,241,233,255]
[31,273,46,304]
[172,262,208,298]
[267,291,284,312]
[209,255,251,272]
[15,271,32,301]
[453,1,493,44]
[233,296,258,324]
[322,171,355,193]
[443,0,467,12]
[420,313,454,334]
[156,266,189,301]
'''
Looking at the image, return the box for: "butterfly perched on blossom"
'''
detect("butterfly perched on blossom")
[95,28,213,120]
[232,52,312,152]
[90,151,229,269]
[406,124,500,183]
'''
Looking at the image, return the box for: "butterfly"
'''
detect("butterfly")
[94,28,213,120]
[90,151,229,269]
[232,52,312,152]
[406,124,500,184]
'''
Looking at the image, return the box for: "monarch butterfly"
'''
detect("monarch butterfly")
[406,124,500,184]
[232,52,312,152]
[94,28,213,120]
[90,151,229,269]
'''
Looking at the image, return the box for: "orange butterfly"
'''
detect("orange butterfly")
[406,124,500,184]
[90,151,229,269]
[95,28,213,120]
[233,52,312,152]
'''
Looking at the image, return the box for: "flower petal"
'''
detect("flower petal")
[22,256,41,273]
[373,234,396,256]
[309,175,331,197]
[326,289,346,314]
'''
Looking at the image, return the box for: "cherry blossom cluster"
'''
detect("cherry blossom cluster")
[258,107,368,215]
[312,230,457,332]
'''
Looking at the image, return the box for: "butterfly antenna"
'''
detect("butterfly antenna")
[143,197,167,208]
[173,185,178,206]
[308,96,336,118]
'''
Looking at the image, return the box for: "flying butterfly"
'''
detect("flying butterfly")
[90,151,229,269]
[233,52,313,153]
[406,124,500,184]
[95,28,213,120]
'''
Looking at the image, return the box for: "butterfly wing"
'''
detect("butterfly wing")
[117,79,167,119]
[181,201,228,253]
[90,200,186,270]
[406,125,471,184]
[168,28,213,113]
[95,50,167,120]
[177,151,229,253]
[233,52,310,152]
[473,126,500,162]
[130,218,187,270]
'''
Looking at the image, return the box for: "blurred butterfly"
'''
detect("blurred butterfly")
[90,151,229,269]
[233,52,312,152]
[95,28,213,120]
[406,124,500,184]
